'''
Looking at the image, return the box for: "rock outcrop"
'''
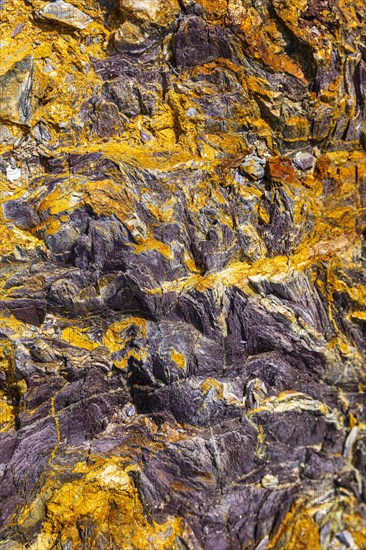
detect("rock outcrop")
[0,0,365,548]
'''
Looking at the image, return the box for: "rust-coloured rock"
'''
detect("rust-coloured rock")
[0,0,365,548]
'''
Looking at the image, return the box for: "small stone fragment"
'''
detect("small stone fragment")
[0,125,14,145]
[240,155,266,180]
[37,0,92,30]
[118,0,180,26]
[0,56,34,126]
[336,531,356,548]
[125,404,136,417]
[343,426,358,457]
[11,22,25,37]
[5,163,21,182]
[113,20,149,53]
[293,151,315,171]
[28,340,58,362]
[32,121,51,144]
[140,128,153,142]
[186,107,197,117]
[261,474,279,488]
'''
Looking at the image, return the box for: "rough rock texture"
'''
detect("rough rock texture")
[0,0,366,548]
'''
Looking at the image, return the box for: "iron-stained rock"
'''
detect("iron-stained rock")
[0,0,366,548]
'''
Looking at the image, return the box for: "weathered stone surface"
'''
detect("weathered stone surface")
[0,56,34,126]
[293,151,315,171]
[36,0,92,30]
[0,0,365,548]
[118,0,180,27]
[174,16,232,68]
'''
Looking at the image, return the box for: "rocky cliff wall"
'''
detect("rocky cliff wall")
[0,0,366,548]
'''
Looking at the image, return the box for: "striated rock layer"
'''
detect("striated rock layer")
[0,0,366,548]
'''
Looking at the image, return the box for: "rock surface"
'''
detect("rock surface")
[37,0,92,30]
[0,56,34,125]
[0,0,365,548]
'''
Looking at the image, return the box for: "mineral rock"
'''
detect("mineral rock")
[37,0,92,30]
[0,126,14,145]
[0,56,34,125]
[293,151,315,171]
[118,0,180,26]
[0,0,365,548]
[240,155,266,180]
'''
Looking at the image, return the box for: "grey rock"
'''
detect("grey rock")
[0,126,14,145]
[0,56,34,126]
[37,0,92,30]
[140,128,153,142]
[293,151,315,171]
[240,155,266,180]
[32,121,51,144]
[336,531,356,548]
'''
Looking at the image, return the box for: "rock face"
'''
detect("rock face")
[0,0,366,549]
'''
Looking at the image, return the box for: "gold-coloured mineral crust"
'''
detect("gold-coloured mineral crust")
[0,0,366,548]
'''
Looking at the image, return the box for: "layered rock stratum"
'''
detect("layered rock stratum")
[0,0,366,548]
